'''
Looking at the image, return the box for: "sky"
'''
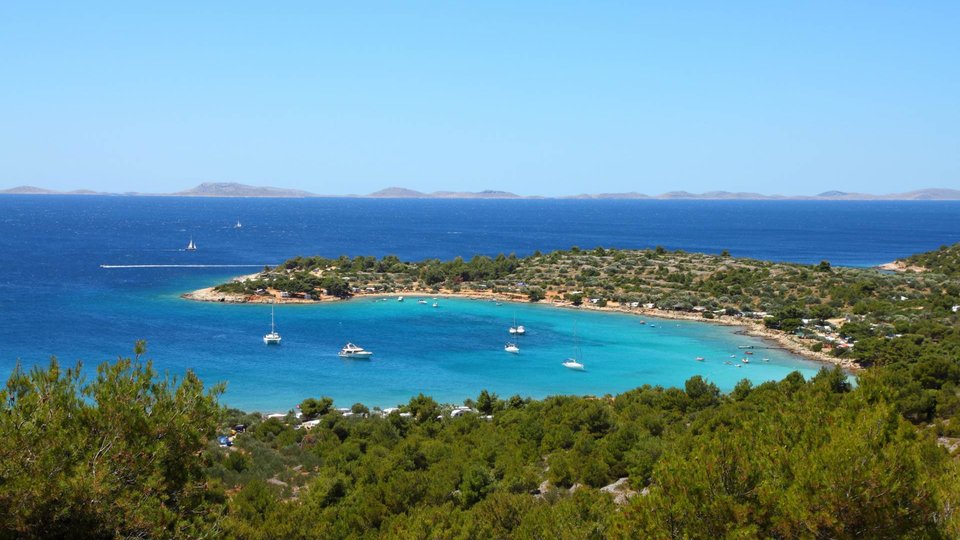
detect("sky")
[1,2,958,196]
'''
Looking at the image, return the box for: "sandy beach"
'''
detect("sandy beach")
[877,260,927,273]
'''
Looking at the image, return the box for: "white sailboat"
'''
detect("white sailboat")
[562,325,585,370]
[185,237,197,251]
[263,304,281,345]
[234,219,242,229]
[508,316,526,335]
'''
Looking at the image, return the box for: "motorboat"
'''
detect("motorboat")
[504,343,520,354]
[339,343,373,359]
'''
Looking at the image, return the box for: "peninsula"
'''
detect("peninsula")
[188,243,960,372]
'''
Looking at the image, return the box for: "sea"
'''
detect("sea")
[1,196,957,412]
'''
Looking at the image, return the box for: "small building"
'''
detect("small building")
[450,406,474,418]
[297,419,321,430]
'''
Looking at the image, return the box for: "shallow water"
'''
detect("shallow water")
[115,296,822,411]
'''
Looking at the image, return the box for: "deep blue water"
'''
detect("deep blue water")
[1,196,957,411]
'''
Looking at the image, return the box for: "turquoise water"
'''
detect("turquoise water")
[147,295,822,412]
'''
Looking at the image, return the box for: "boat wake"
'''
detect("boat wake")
[100,264,270,269]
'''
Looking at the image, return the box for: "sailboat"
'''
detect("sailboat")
[562,325,585,370]
[234,218,242,229]
[508,316,526,335]
[185,237,197,251]
[263,303,281,345]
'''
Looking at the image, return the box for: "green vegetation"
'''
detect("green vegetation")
[0,341,223,538]
[901,243,960,277]
[3,353,959,538]
[5,243,960,537]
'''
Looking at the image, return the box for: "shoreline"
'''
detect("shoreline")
[182,285,859,372]
[877,260,926,273]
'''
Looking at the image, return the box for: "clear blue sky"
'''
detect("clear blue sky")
[1,2,958,195]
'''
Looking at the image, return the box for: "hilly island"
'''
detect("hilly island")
[4,181,960,200]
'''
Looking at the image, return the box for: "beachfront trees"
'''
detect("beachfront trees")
[0,343,224,538]
[300,396,334,419]
[526,286,546,302]
[320,275,351,298]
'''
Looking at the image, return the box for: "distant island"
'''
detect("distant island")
[2,182,960,200]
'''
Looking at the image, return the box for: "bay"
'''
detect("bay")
[1,196,957,410]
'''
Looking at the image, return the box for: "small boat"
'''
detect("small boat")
[339,343,373,359]
[185,237,197,251]
[695,356,705,361]
[433,302,439,308]
[745,351,754,355]
[418,299,428,304]
[515,325,526,335]
[495,302,502,306]
[563,324,585,370]
[562,359,585,371]
[762,358,770,362]
[263,304,281,345]
[649,324,656,328]
[504,343,520,354]
[738,345,754,349]
[730,354,736,358]
[639,321,646,325]
[741,357,750,364]
[234,219,242,229]
[397,296,404,302]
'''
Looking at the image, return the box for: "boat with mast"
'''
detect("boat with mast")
[263,303,281,345]
[185,237,197,251]
[508,316,526,335]
[562,325,585,370]
[234,218,242,229]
